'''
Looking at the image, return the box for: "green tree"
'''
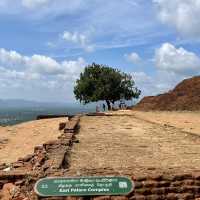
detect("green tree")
[74,63,141,110]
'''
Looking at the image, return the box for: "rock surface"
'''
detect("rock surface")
[134,76,200,111]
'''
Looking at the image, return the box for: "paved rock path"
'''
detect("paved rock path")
[67,115,200,177]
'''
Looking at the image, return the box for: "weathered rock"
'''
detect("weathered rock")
[1,183,20,200]
[134,76,200,111]
[111,196,128,200]
[129,195,145,200]
[0,170,33,180]
[34,145,44,153]
[43,140,62,151]
[64,117,80,133]
[0,163,7,170]
[12,161,24,168]
[21,154,33,162]
[59,122,66,130]
[0,138,9,144]
[15,180,24,186]
[93,196,111,200]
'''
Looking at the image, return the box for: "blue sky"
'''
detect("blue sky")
[0,0,200,102]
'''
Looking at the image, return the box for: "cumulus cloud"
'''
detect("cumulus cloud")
[132,71,184,97]
[0,48,86,78]
[155,43,200,75]
[125,52,141,63]
[132,72,159,97]
[0,48,86,100]
[0,48,26,67]
[154,0,200,38]
[0,49,86,101]
[0,67,26,79]
[62,31,94,52]
[130,42,200,98]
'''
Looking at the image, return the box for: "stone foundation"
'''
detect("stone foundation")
[0,115,200,200]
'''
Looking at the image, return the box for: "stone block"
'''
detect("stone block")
[184,180,195,186]
[21,154,33,162]
[59,122,66,130]
[129,195,145,200]
[0,170,33,180]
[195,181,200,186]
[166,186,184,193]
[134,182,143,189]
[173,174,193,181]
[93,196,111,200]
[193,173,200,180]
[12,161,24,168]
[145,194,162,200]
[143,180,158,188]
[182,186,200,194]
[34,145,44,153]
[157,181,171,187]
[135,188,152,195]
[64,118,80,133]
[177,193,195,200]
[166,193,178,200]
[111,196,128,200]
[148,175,163,181]
[150,187,166,195]
[161,175,174,182]
[170,181,182,187]
[135,177,147,182]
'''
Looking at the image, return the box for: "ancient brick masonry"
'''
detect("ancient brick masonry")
[40,174,200,200]
[0,115,200,199]
[0,116,80,200]
[131,173,200,200]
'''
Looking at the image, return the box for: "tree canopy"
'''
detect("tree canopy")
[74,63,141,110]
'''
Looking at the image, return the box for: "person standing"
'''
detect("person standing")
[96,105,100,112]
[103,103,106,111]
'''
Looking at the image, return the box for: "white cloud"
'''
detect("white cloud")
[132,70,184,97]
[22,0,50,9]
[130,42,200,98]
[0,67,26,79]
[62,31,94,52]
[28,55,63,75]
[132,72,152,84]
[0,48,86,77]
[125,52,141,63]
[0,48,26,67]
[154,0,200,38]
[0,1,163,53]
[0,0,86,19]
[0,48,86,101]
[155,43,200,75]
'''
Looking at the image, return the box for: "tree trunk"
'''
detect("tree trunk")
[106,100,111,110]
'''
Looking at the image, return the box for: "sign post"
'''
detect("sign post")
[35,177,134,197]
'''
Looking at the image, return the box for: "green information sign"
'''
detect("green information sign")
[35,177,134,197]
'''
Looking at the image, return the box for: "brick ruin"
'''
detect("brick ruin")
[0,115,200,200]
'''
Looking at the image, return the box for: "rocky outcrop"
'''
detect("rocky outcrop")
[134,76,200,111]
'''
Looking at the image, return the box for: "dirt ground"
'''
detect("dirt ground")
[132,111,200,136]
[0,118,67,164]
[67,111,200,177]
[1,111,200,177]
